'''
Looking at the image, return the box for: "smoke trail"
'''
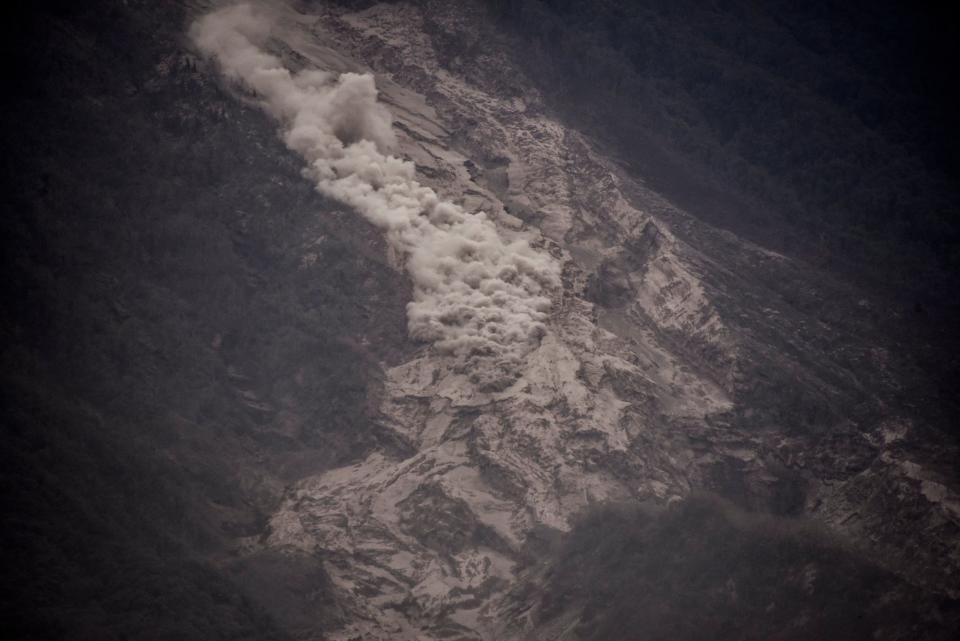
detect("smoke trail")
[191,4,559,383]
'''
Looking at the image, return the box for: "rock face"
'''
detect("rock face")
[3,0,957,639]
[174,2,957,639]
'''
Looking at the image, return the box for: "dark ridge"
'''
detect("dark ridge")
[526,495,960,641]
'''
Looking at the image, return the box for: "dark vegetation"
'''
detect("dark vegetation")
[483,0,960,415]
[487,0,959,292]
[0,1,410,637]
[530,495,960,641]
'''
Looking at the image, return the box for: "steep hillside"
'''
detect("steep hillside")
[1,1,958,640]
[483,0,960,423]
[2,1,410,638]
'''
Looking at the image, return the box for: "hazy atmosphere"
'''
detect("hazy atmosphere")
[2,1,959,640]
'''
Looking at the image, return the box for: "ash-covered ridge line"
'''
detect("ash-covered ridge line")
[191,4,560,384]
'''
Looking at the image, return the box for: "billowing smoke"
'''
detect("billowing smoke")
[191,4,559,382]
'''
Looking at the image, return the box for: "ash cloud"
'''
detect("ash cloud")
[191,4,559,378]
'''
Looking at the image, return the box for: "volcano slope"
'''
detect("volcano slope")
[1,1,958,640]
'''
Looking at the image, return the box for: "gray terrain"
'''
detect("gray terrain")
[2,1,958,640]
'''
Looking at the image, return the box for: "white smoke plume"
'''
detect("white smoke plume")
[191,4,559,379]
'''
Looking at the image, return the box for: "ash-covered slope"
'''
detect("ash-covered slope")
[2,1,958,640]
[181,1,958,639]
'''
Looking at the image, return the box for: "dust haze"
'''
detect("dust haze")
[191,4,560,379]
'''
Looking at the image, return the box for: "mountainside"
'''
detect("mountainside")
[2,1,958,640]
